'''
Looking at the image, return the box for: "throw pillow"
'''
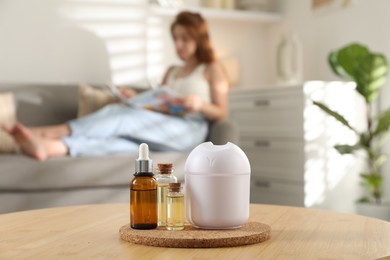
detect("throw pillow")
[77,83,118,117]
[0,92,20,153]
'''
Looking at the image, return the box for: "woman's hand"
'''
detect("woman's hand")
[118,87,137,100]
[176,95,204,113]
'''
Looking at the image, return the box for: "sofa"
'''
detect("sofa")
[0,84,239,214]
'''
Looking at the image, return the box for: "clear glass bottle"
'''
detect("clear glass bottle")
[130,143,157,229]
[155,163,177,227]
[167,182,185,231]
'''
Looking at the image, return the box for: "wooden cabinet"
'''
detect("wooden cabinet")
[229,82,365,208]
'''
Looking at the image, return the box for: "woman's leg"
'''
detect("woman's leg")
[68,104,133,138]
[5,123,68,161]
[22,104,124,139]
[4,105,207,159]
[65,105,208,155]
[63,136,139,157]
[30,124,71,139]
[93,107,208,151]
[4,122,137,159]
[23,104,126,140]
[66,103,205,144]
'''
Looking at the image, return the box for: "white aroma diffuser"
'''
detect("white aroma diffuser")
[185,142,251,229]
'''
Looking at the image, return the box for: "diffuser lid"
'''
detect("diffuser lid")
[185,142,250,175]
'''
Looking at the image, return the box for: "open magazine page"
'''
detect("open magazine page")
[124,87,187,116]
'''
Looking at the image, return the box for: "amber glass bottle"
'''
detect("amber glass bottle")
[130,143,157,229]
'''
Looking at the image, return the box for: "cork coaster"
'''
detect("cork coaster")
[119,222,271,248]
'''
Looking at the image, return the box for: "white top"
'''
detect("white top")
[166,64,211,103]
[185,142,251,175]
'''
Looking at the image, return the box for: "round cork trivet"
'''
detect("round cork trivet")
[119,222,271,248]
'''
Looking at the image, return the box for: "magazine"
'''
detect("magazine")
[105,82,187,116]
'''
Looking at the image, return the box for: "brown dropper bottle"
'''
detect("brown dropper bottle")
[130,143,157,229]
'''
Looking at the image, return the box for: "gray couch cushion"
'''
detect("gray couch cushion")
[0,151,188,213]
[0,152,187,190]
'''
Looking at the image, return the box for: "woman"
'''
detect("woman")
[4,11,229,161]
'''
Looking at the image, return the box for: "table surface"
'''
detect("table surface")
[1,203,389,259]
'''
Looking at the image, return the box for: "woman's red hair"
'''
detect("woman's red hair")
[171,11,216,64]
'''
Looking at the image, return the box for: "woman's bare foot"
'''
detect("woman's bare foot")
[5,123,48,161]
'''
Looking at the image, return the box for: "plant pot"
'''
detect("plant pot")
[355,202,390,221]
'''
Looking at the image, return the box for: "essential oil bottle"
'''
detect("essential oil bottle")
[130,143,157,229]
[167,182,185,231]
[155,163,177,227]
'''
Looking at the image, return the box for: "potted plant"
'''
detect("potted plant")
[313,42,390,220]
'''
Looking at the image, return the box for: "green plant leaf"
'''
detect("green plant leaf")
[332,43,369,78]
[328,51,349,78]
[357,197,371,203]
[355,53,388,103]
[375,154,387,168]
[373,107,390,137]
[334,144,362,154]
[358,133,369,148]
[360,173,382,189]
[313,101,358,134]
[375,132,390,149]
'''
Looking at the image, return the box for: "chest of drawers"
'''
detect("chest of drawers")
[229,82,365,210]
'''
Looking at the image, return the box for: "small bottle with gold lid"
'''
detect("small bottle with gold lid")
[167,182,185,231]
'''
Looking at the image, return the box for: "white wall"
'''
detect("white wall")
[209,20,274,87]
[0,0,112,84]
[275,0,390,203]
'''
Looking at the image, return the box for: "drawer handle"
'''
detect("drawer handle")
[254,140,271,147]
[254,180,271,188]
[254,100,270,107]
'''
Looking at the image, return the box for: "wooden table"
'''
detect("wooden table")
[1,204,389,259]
